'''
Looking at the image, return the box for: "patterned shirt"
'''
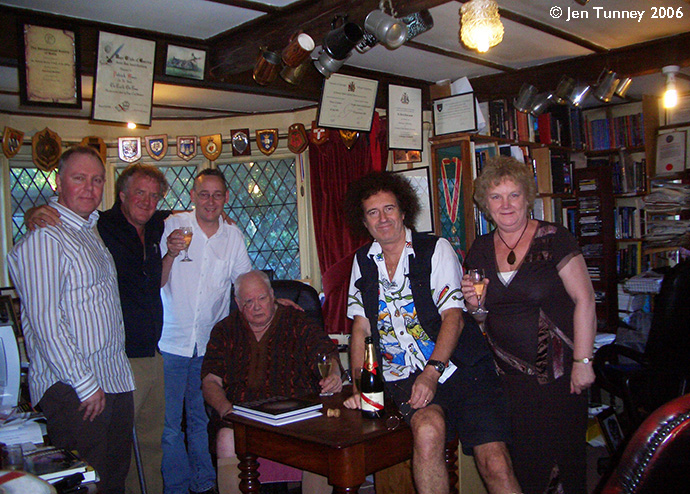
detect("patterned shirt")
[201,305,337,403]
[347,228,463,382]
[7,197,135,404]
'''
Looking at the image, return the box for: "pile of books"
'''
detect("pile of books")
[23,446,98,485]
[232,396,323,426]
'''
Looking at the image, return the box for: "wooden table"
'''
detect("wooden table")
[226,392,415,493]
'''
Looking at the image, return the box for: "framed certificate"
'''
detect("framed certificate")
[317,73,378,132]
[433,92,478,136]
[388,84,422,150]
[92,32,156,126]
[18,23,81,108]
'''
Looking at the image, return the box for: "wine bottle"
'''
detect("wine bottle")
[360,336,385,419]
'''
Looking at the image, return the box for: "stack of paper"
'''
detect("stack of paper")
[232,396,322,426]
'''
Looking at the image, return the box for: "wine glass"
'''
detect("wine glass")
[180,227,193,262]
[467,269,488,320]
[317,353,333,396]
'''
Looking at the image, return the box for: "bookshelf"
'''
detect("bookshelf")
[574,165,618,332]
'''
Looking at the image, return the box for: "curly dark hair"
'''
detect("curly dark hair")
[343,172,420,239]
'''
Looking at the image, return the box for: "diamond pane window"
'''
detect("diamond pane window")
[114,164,196,211]
[217,159,299,280]
[10,167,57,242]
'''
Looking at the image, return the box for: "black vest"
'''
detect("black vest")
[354,232,491,372]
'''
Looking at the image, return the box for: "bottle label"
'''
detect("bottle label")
[361,391,384,412]
[364,360,379,375]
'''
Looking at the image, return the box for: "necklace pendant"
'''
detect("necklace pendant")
[507,250,516,265]
[451,226,457,234]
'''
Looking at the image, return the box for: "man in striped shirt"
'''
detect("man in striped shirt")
[7,145,136,494]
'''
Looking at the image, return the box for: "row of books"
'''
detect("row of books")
[612,155,647,195]
[21,446,98,484]
[584,112,645,151]
[615,206,644,240]
[616,242,644,279]
[478,98,585,150]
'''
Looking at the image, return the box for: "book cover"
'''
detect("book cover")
[233,396,322,420]
[232,409,323,426]
[23,446,90,482]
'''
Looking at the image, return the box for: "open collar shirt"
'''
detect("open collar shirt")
[159,211,252,358]
[347,228,462,382]
[7,197,135,404]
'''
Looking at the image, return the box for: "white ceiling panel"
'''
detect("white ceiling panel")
[1,0,262,39]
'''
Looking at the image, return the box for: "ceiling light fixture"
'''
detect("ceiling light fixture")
[459,0,504,53]
[663,65,679,109]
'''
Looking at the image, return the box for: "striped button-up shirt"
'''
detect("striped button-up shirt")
[7,197,135,404]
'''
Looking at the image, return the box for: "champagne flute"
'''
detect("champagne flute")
[317,353,334,396]
[467,269,488,320]
[180,226,193,262]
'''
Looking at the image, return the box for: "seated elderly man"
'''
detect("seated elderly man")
[201,270,342,494]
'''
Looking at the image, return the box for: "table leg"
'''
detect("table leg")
[238,453,260,493]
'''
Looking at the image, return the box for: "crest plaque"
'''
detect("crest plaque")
[145,135,168,161]
[118,137,142,163]
[177,136,197,161]
[231,129,251,156]
[80,136,107,163]
[310,121,328,145]
[287,123,308,154]
[2,127,24,159]
[339,129,359,150]
[200,134,222,161]
[32,127,62,171]
[256,129,278,156]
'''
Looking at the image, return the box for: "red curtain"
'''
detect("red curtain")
[309,112,387,334]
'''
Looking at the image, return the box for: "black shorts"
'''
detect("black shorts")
[385,355,511,455]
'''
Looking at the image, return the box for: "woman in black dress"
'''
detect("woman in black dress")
[461,156,596,494]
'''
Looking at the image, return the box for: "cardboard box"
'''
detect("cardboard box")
[429,80,451,101]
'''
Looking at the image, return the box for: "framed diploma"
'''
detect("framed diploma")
[388,84,422,150]
[433,92,477,136]
[317,73,378,132]
[391,167,434,233]
[92,32,156,126]
[18,23,81,108]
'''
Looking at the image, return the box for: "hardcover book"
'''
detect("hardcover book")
[23,446,97,483]
[233,396,322,420]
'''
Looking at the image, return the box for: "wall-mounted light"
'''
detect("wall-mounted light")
[127,122,137,130]
[459,0,504,53]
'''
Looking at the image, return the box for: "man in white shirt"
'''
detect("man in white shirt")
[7,146,136,494]
[159,169,252,494]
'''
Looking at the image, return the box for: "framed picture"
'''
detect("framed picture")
[92,31,155,126]
[18,22,82,108]
[392,167,434,233]
[0,295,20,337]
[165,44,206,81]
[317,73,378,132]
[393,150,422,164]
[597,407,624,454]
[388,84,422,150]
[433,92,478,136]
[665,93,690,126]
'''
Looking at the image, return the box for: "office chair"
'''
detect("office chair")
[596,392,690,494]
[594,260,690,433]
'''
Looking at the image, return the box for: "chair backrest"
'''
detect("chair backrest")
[598,393,690,494]
[230,279,324,329]
[645,260,690,376]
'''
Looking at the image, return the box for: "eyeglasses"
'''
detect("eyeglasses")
[196,191,225,201]
[385,380,414,431]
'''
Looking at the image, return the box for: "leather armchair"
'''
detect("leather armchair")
[597,392,690,494]
[594,260,690,433]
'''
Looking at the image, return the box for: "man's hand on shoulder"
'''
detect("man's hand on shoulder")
[25,205,61,231]
[276,298,303,311]
[79,388,106,422]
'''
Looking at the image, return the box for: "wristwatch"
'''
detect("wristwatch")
[426,359,446,374]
